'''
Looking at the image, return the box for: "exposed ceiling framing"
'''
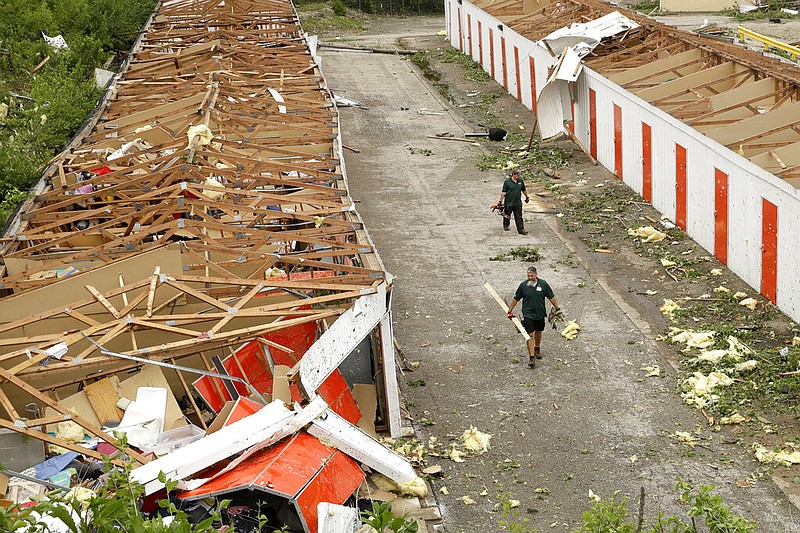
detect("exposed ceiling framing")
[0,0,385,460]
[482,0,800,182]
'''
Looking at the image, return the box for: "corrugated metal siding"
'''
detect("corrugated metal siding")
[447,0,800,323]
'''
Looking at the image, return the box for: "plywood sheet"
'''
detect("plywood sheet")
[83,377,123,425]
[0,244,184,323]
[353,383,377,437]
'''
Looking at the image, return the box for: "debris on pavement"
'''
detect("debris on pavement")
[739,297,759,310]
[660,299,681,317]
[673,431,699,447]
[681,371,734,408]
[461,426,492,454]
[628,226,667,243]
[641,365,662,377]
[719,413,747,425]
[449,447,467,463]
[753,444,800,466]
[669,328,716,350]
[560,320,581,340]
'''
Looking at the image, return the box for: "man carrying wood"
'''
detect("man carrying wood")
[497,169,530,235]
[506,266,560,368]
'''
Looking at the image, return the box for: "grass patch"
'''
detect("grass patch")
[722,2,800,21]
[628,0,660,14]
[299,10,369,36]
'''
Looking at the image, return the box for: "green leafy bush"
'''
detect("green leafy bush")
[577,480,756,533]
[332,0,348,16]
[361,501,419,533]
[0,0,156,226]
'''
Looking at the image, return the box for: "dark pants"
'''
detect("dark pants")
[503,204,524,232]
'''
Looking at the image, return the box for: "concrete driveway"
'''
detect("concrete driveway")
[320,20,800,532]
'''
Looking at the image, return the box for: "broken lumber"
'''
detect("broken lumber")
[566,128,598,166]
[318,43,417,55]
[483,282,531,341]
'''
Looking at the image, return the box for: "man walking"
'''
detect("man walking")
[507,266,560,368]
[498,169,530,235]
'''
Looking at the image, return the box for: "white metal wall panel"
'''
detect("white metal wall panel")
[446,0,800,323]
[778,200,799,316]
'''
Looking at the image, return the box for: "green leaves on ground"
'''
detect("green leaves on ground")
[491,246,541,262]
[578,480,756,532]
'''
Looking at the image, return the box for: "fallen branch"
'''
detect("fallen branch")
[342,143,360,153]
[636,487,645,533]
[565,127,598,165]
[426,135,478,143]
[318,43,417,55]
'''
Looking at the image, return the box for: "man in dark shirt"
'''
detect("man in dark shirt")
[507,266,560,368]
[497,169,530,235]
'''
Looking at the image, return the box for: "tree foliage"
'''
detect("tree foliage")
[0,0,156,224]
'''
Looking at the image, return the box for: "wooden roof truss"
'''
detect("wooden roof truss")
[478,0,800,186]
[0,0,386,461]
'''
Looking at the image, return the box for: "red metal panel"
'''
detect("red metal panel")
[467,15,472,57]
[456,7,462,51]
[317,369,362,425]
[528,55,537,113]
[193,316,317,412]
[589,89,597,160]
[714,168,728,264]
[501,37,508,91]
[180,431,365,533]
[642,122,652,203]
[761,199,778,303]
[295,449,365,533]
[192,339,269,412]
[514,46,521,100]
[675,144,687,230]
[489,29,495,79]
[613,104,623,179]
[223,397,264,427]
[179,431,336,500]
[569,100,575,134]
[478,21,483,66]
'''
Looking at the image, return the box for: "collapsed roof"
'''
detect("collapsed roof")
[0,0,402,479]
[476,0,800,184]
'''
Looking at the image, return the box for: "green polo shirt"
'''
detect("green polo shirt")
[502,177,526,207]
[514,278,554,320]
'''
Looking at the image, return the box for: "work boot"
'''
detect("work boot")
[519,230,528,235]
[528,356,536,369]
[503,226,510,231]
[534,347,542,359]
